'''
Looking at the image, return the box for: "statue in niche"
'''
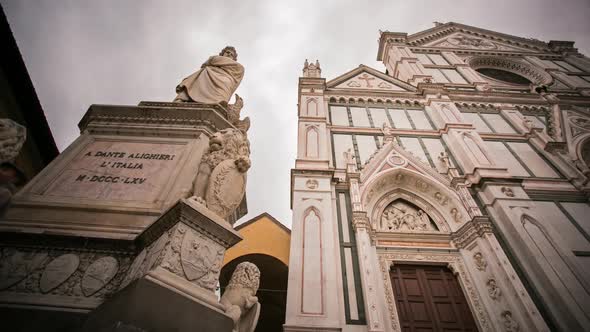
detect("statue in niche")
[343,148,355,166]
[220,261,261,332]
[473,252,487,271]
[501,311,520,332]
[380,200,437,232]
[174,46,244,106]
[487,278,502,300]
[189,128,251,222]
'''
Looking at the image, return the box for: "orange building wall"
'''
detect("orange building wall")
[222,215,291,266]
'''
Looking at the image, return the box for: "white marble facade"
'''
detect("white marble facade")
[285,22,590,332]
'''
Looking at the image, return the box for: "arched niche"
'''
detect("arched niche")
[461,132,491,165]
[369,188,450,233]
[441,104,460,123]
[220,254,288,332]
[305,126,319,158]
[361,168,470,232]
[306,98,319,117]
[301,207,323,314]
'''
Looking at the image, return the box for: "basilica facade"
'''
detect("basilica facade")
[285,22,590,332]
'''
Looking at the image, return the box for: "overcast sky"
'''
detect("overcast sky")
[3,0,590,227]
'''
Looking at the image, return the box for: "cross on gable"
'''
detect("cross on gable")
[358,73,376,87]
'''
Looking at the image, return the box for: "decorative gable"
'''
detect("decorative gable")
[424,32,533,52]
[335,72,406,91]
[327,65,415,92]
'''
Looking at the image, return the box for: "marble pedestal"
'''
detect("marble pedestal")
[1,101,245,240]
[82,199,242,332]
[0,102,245,331]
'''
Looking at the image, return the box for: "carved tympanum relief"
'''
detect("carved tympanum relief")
[379,200,438,232]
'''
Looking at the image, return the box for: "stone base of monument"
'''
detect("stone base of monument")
[82,272,233,332]
[81,198,241,332]
[0,198,242,331]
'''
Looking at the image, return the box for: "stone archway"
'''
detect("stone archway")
[361,167,470,232]
[220,254,288,332]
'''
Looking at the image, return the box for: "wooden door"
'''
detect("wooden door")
[390,264,478,332]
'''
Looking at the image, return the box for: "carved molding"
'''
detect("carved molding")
[0,246,131,302]
[467,57,553,85]
[79,103,233,135]
[452,216,494,249]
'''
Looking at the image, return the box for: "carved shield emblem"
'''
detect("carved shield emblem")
[82,256,119,296]
[205,159,246,218]
[40,254,79,293]
[180,230,223,281]
[0,251,47,291]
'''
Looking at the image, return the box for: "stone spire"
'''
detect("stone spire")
[302,59,321,78]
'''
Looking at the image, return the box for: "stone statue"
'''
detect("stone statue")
[0,119,26,164]
[487,278,501,300]
[501,311,520,332]
[174,46,244,105]
[0,119,27,214]
[189,128,251,222]
[227,95,251,132]
[343,148,355,166]
[220,262,261,332]
[381,123,394,139]
[473,252,487,271]
[438,151,451,170]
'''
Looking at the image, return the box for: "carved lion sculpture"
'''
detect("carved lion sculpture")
[220,262,261,332]
[190,128,251,221]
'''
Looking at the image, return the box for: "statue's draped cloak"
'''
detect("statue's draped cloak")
[177,55,244,104]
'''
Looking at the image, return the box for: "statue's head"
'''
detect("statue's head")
[220,46,238,61]
[227,261,260,293]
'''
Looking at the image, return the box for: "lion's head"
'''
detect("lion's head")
[204,128,250,171]
[227,261,260,292]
